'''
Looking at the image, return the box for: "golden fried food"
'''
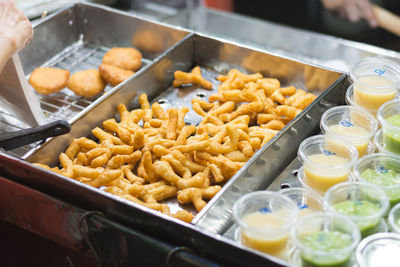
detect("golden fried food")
[173,66,213,90]
[67,69,106,98]
[99,64,134,87]
[132,30,163,53]
[102,47,142,71]
[29,67,70,95]
[36,67,317,223]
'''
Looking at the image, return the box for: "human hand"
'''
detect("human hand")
[0,0,33,54]
[321,0,378,27]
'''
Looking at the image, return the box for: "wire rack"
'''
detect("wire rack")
[3,41,150,158]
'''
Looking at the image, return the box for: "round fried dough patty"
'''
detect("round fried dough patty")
[29,67,70,95]
[102,47,142,71]
[67,69,106,98]
[99,64,134,87]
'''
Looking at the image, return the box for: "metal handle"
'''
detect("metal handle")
[0,120,70,150]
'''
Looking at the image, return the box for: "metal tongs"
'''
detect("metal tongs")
[0,120,70,151]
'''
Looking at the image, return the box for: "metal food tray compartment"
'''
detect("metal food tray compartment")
[0,4,350,266]
[164,6,400,72]
[4,2,188,157]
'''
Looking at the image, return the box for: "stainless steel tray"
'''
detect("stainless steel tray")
[164,6,400,72]
[1,4,349,266]
[24,26,339,215]
[4,3,188,158]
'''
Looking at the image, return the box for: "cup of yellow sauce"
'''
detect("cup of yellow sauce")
[233,191,298,257]
[346,85,380,117]
[321,106,378,157]
[279,187,326,217]
[352,153,400,207]
[293,212,360,267]
[388,203,400,234]
[350,57,400,112]
[325,182,389,238]
[298,135,359,193]
[378,99,400,155]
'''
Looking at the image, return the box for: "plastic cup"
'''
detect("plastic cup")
[356,233,400,267]
[320,105,378,157]
[298,135,359,193]
[352,153,400,207]
[377,99,400,155]
[351,153,400,206]
[350,56,400,111]
[279,187,326,217]
[325,182,389,238]
[388,203,400,234]
[374,129,400,157]
[346,85,380,116]
[293,212,360,267]
[232,191,298,257]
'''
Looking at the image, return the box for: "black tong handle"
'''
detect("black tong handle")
[0,120,70,151]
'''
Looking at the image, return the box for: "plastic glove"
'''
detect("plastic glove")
[322,0,378,27]
[0,0,32,72]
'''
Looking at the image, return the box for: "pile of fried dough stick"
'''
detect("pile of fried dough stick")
[35,67,316,223]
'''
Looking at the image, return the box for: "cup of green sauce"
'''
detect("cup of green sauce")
[373,129,400,157]
[352,153,400,207]
[378,99,400,155]
[324,182,389,238]
[293,212,360,267]
[388,203,400,234]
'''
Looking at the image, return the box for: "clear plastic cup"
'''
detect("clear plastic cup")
[321,105,378,157]
[346,85,380,116]
[232,191,298,257]
[279,187,326,217]
[388,203,400,234]
[374,129,400,157]
[324,182,389,238]
[352,153,400,207]
[350,56,400,111]
[298,135,359,193]
[356,233,400,267]
[293,212,360,267]
[377,99,400,155]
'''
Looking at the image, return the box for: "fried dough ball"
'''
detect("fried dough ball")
[99,64,134,87]
[29,67,70,95]
[102,47,142,71]
[67,69,106,98]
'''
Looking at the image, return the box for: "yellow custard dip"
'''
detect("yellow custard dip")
[241,212,288,255]
[354,75,396,110]
[329,124,370,156]
[304,154,349,192]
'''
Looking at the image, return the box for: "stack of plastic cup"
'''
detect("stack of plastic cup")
[347,57,400,116]
[356,233,400,267]
[292,212,360,267]
[232,191,298,259]
[377,99,400,155]
[352,153,400,207]
[320,106,378,157]
[388,203,400,234]
[297,135,358,195]
[325,182,389,238]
